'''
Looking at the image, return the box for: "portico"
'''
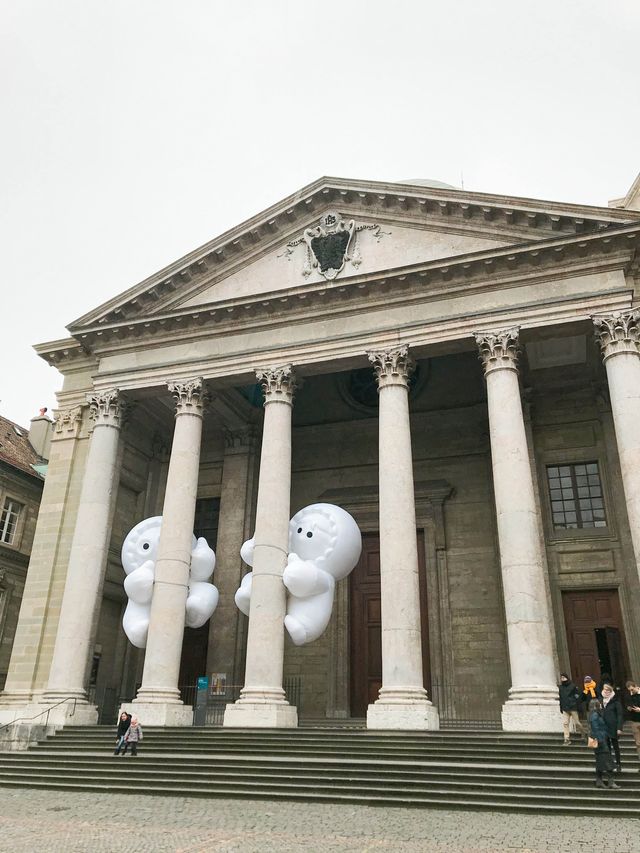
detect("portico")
[2,177,640,739]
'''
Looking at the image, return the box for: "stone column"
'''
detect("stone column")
[41,390,126,724]
[130,378,206,727]
[366,345,439,730]
[224,366,298,728]
[593,310,640,574]
[474,328,560,732]
[206,426,258,690]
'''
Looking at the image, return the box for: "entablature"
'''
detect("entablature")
[49,224,640,362]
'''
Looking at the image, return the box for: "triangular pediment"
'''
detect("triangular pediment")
[68,176,639,333]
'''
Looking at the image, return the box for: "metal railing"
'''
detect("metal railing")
[0,697,77,733]
[176,676,304,726]
[431,678,503,730]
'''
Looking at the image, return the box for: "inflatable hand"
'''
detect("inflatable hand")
[235,571,253,617]
[240,536,255,567]
[283,553,331,598]
[123,559,155,605]
[186,581,220,628]
[190,537,216,581]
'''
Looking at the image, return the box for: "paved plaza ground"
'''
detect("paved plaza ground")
[0,789,639,853]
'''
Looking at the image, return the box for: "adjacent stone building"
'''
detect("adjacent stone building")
[0,413,51,691]
[1,175,639,733]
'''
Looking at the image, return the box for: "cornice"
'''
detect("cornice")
[67,177,639,332]
[49,224,638,359]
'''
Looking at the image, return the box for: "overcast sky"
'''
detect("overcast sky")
[1,0,639,427]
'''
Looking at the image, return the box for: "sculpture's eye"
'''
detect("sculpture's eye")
[142,543,150,551]
[297,527,302,533]
[306,531,313,538]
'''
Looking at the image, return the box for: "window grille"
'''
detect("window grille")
[0,498,23,545]
[546,462,606,529]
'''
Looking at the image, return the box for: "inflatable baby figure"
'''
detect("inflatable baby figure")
[235,503,362,645]
[121,516,219,648]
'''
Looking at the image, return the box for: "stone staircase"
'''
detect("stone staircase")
[0,727,639,816]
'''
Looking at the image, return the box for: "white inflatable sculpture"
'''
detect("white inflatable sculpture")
[235,503,362,645]
[121,516,219,648]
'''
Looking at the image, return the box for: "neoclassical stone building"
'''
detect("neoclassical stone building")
[1,175,639,733]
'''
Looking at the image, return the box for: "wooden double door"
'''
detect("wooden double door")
[562,589,630,687]
[349,532,430,717]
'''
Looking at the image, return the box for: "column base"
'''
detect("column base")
[501,693,563,733]
[0,690,35,707]
[121,702,193,727]
[223,702,298,728]
[0,700,97,730]
[367,700,440,731]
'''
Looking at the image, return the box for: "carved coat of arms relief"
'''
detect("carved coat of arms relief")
[279,211,390,281]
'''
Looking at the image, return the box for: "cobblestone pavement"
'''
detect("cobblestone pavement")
[0,789,639,853]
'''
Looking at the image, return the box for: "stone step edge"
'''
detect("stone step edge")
[0,779,636,816]
[1,769,638,796]
[3,751,616,771]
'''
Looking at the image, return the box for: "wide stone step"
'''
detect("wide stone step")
[1,763,638,796]
[0,774,637,817]
[30,744,638,765]
[3,726,637,817]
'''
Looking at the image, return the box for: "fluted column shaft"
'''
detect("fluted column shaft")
[475,328,560,732]
[594,310,640,573]
[135,378,205,706]
[366,346,438,730]
[44,390,125,702]
[223,365,298,728]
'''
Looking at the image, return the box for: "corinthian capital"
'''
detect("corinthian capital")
[53,405,84,438]
[593,310,640,361]
[167,377,207,416]
[474,327,521,375]
[87,389,126,428]
[367,345,415,390]
[255,364,298,405]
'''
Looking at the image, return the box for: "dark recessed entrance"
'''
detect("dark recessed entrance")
[562,588,630,687]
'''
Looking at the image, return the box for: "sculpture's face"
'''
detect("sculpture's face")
[289,503,362,580]
[121,516,162,574]
[289,508,335,562]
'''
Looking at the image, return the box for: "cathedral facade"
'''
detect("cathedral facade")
[1,175,640,734]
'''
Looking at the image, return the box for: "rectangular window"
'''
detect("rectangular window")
[0,498,23,545]
[194,497,220,548]
[546,462,606,530]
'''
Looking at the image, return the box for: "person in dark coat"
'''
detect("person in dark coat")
[114,712,132,756]
[588,699,619,789]
[558,673,586,745]
[601,683,624,773]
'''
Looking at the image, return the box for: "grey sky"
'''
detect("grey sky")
[1,0,639,427]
